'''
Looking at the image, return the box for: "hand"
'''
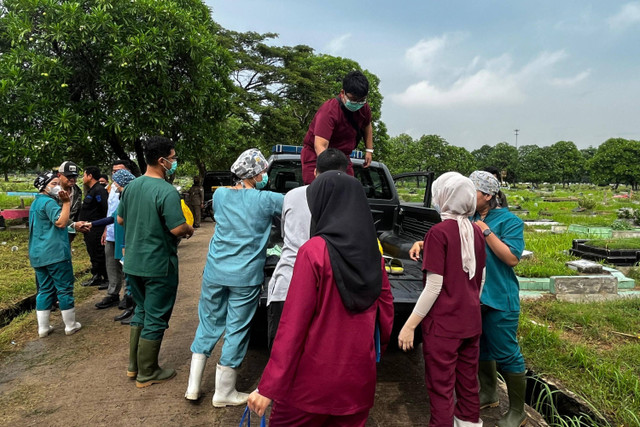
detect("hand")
[409,241,423,261]
[75,221,91,233]
[184,225,194,239]
[247,390,271,417]
[363,151,372,168]
[398,325,415,352]
[101,229,107,245]
[58,190,70,203]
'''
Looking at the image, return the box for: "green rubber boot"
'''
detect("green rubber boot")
[127,326,142,378]
[497,371,527,427]
[135,337,176,388]
[478,360,499,409]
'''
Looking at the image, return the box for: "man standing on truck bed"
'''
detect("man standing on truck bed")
[300,70,374,184]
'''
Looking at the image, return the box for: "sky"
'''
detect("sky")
[205,1,640,151]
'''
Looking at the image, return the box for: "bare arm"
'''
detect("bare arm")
[313,135,330,156]
[54,191,71,228]
[170,222,194,238]
[363,123,373,167]
[475,220,519,267]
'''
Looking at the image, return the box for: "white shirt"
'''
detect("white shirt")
[267,186,311,304]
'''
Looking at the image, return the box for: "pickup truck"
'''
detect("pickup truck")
[251,145,441,345]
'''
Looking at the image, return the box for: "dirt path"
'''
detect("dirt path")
[0,220,546,426]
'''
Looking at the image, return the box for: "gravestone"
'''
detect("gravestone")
[565,259,603,274]
[550,275,618,302]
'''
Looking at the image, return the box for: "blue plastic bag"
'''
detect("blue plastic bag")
[239,406,266,427]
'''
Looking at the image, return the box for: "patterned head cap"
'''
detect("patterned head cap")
[469,170,500,196]
[230,148,268,179]
[34,171,57,191]
[112,169,135,187]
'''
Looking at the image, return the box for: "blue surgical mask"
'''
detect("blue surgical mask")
[255,172,268,190]
[162,158,178,175]
[344,99,365,112]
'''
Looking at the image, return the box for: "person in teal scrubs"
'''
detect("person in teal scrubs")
[469,171,526,427]
[185,148,284,408]
[30,171,82,338]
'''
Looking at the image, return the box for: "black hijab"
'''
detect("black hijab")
[307,170,382,312]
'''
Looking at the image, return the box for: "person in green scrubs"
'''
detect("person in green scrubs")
[117,136,194,388]
[30,171,82,338]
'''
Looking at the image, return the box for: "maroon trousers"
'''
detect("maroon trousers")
[422,331,481,427]
[269,401,369,427]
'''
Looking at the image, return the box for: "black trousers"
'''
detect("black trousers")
[84,226,107,278]
[267,301,285,350]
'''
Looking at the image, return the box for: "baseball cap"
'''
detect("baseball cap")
[58,161,79,177]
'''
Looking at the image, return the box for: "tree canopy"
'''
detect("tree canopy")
[1,0,232,173]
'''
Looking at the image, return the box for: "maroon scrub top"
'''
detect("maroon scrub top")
[258,237,394,415]
[421,220,486,339]
[301,98,372,184]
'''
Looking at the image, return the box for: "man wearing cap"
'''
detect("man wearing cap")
[300,70,374,185]
[118,136,193,388]
[469,170,527,427]
[57,161,86,243]
[95,160,134,310]
[79,166,109,288]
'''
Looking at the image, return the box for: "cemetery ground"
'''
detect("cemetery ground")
[1,177,640,425]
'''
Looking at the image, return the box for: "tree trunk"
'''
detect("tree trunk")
[134,139,147,174]
[3,172,8,182]
[197,159,207,180]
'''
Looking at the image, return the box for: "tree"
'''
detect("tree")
[517,145,555,187]
[471,144,494,170]
[549,141,584,186]
[384,133,415,174]
[589,138,640,189]
[0,0,232,174]
[486,142,519,182]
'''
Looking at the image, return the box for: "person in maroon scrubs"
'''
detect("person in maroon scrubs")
[400,172,487,427]
[248,170,394,427]
[300,71,374,184]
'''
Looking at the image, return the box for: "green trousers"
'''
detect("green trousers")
[126,261,178,341]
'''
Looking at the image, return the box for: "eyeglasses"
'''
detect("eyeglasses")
[345,93,367,105]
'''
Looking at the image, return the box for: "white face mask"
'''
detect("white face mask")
[48,185,62,197]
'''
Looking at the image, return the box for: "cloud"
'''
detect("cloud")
[392,50,567,107]
[550,70,591,87]
[405,36,447,70]
[325,33,351,55]
[404,33,466,74]
[607,2,640,29]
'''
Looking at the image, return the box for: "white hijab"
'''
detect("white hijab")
[432,172,477,279]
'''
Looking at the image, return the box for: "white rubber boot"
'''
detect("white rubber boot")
[37,310,54,338]
[184,353,207,400]
[454,416,483,427]
[211,364,249,407]
[60,308,82,335]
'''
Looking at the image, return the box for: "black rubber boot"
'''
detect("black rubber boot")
[479,360,500,409]
[135,337,176,388]
[127,326,142,379]
[497,371,527,427]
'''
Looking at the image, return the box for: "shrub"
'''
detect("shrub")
[578,197,597,210]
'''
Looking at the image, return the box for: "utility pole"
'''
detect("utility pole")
[514,129,519,149]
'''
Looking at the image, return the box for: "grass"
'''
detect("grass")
[0,229,91,310]
[515,231,580,278]
[520,298,640,426]
[586,238,640,250]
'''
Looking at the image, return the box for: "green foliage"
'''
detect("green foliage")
[577,197,596,210]
[0,0,233,173]
[585,238,640,250]
[384,133,476,176]
[588,138,640,189]
[520,299,640,426]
